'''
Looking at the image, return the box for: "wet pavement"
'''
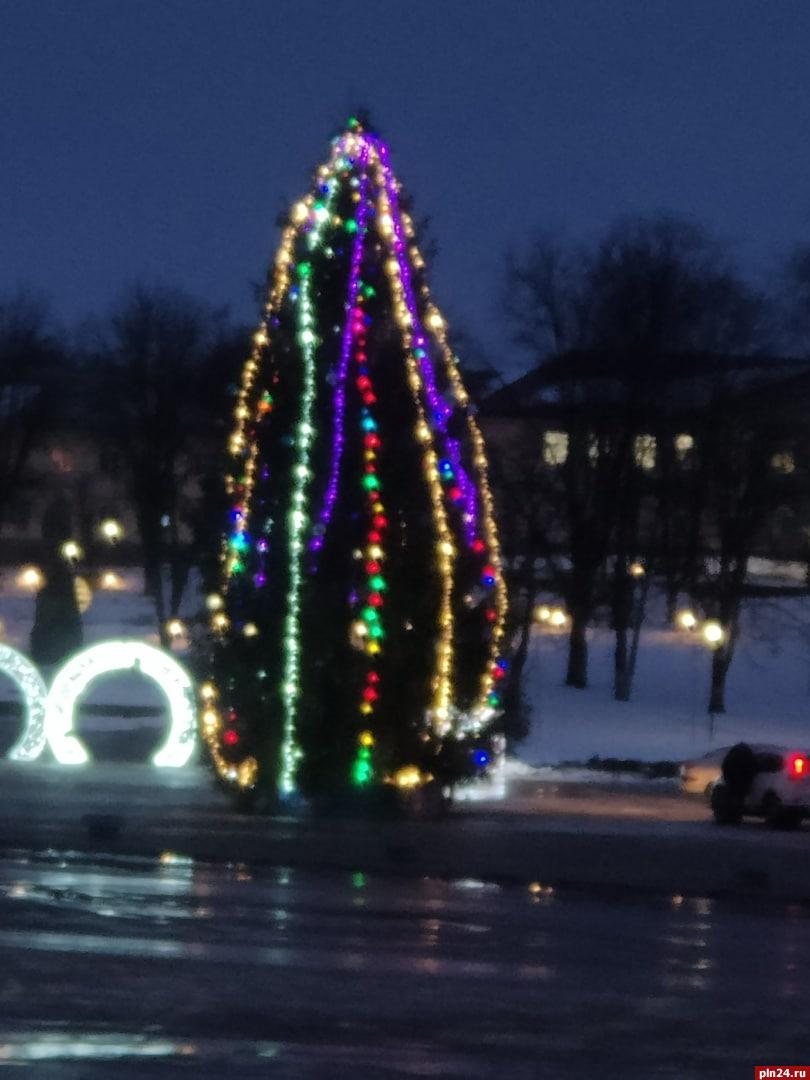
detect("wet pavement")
[0,850,807,1077]
[0,761,808,902]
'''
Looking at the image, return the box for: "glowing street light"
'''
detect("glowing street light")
[629,561,646,578]
[99,518,122,544]
[535,605,568,628]
[677,609,697,631]
[60,540,82,564]
[702,620,725,647]
[18,566,43,590]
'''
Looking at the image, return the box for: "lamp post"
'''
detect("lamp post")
[677,609,697,631]
[677,610,726,737]
[99,519,122,545]
[702,620,724,648]
[60,540,82,567]
[676,608,699,736]
[702,620,726,736]
[18,566,44,591]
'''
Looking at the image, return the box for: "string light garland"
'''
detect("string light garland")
[206,118,508,799]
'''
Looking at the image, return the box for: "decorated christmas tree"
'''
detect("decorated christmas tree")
[202,117,507,805]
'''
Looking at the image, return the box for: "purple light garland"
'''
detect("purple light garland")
[309,146,371,555]
[373,138,482,546]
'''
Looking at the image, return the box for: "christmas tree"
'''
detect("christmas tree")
[202,118,507,805]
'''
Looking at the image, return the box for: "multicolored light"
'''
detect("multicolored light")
[206,118,507,796]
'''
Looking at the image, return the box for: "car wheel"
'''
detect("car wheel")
[762,792,799,829]
[711,785,743,825]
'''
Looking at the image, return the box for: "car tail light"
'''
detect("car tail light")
[786,752,809,780]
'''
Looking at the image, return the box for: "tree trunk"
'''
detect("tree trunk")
[614,626,630,700]
[169,550,191,617]
[708,647,730,714]
[615,573,649,702]
[665,584,678,627]
[624,589,646,696]
[499,569,538,743]
[145,561,170,648]
[501,615,532,743]
[612,569,632,700]
[565,611,588,688]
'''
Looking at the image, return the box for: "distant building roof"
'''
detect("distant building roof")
[479,351,810,417]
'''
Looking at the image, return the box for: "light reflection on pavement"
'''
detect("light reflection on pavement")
[0,852,807,1078]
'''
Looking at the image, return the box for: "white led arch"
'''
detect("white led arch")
[0,643,48,762]
[43,641,198,767]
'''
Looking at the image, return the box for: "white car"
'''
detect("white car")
[679,747,730,798]
[680,743,787,800]
[710,743,810,828]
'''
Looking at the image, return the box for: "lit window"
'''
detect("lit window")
[771,451,795,475]
[674,433,694,460]
[634,435,656,470]
[542,430,568,466]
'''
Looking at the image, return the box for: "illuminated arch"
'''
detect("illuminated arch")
[44,641,198,767]
[0,643,48,762]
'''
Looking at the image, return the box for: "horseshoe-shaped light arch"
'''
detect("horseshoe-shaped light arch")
[43,641,198,767]
[0,643,48,761]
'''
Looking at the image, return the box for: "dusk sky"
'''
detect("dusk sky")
[2,1,809,371]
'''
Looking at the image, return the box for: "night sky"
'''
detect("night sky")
[2,0,809,371]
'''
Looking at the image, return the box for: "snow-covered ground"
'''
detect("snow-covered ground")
[519,586,810,767]
[1,563,810,769]
[0,566,203,655]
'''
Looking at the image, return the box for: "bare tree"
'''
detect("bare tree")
[503,232,592,360]
[781,245,810,355]
[93,285,239,644]
[482,411,556,740]
[0,291,64,538]
[500,215,768,697]
[585,218,768,699]
[688,374,803,713]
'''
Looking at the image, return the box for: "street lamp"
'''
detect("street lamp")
[99,519,122,544]
[701,620,726,737]
[534,605,568,628]
[60,540,82,564]
[702,620,725,647]
[677,609,697,631]
[18,566,43,590]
